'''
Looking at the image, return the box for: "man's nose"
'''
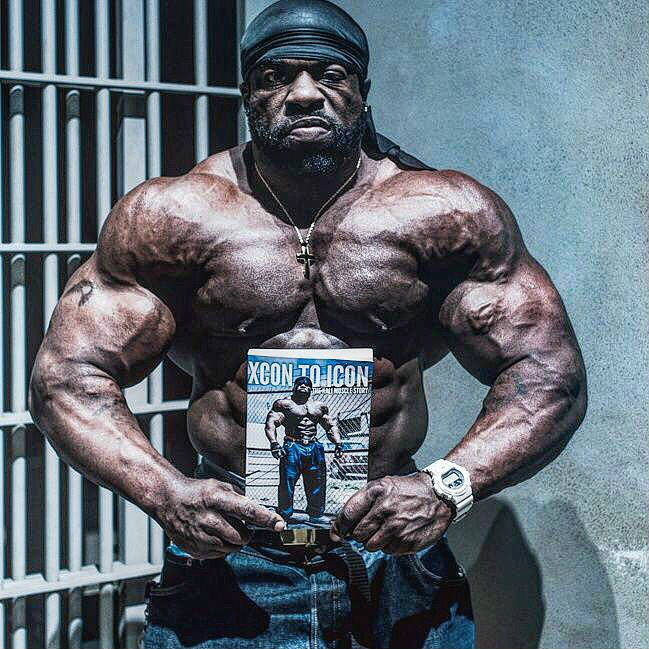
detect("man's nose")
[285,71,324,111]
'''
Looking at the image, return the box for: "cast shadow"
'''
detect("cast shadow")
[147,559,270,647]
[449,498,620,649]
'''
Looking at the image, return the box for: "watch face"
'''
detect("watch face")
[441,468,465,491]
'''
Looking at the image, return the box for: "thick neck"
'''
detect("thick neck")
[252,143,364,227]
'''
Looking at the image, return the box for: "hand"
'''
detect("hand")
[270,441,286,459]
[156,476,285,560]
[330,473,453,555]
[334,443,344,459]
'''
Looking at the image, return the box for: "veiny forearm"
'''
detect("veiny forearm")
[264,421,279,444]
[30,359,184,519]
[445,355,587,499]
[327,425,342,445]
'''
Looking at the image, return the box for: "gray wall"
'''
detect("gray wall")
[244,2,648,647]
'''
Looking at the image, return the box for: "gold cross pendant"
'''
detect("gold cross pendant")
[296,243,316,278]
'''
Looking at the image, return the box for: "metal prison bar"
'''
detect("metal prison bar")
[0,1,245,647]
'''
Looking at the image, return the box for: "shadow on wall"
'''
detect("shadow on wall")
[449,498,620,649]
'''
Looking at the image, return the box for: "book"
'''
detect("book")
[245,348,373,529]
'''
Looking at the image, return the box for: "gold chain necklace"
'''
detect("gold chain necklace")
[254,154,362,278]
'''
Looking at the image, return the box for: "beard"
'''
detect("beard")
[246,106,366,176]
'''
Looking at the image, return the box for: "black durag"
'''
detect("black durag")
[240,0,436,172]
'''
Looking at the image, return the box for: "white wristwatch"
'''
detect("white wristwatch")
[421,459,473,523]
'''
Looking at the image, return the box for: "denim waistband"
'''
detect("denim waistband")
[165,533,454,575]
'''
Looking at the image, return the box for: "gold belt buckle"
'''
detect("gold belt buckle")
[280,528,317,546]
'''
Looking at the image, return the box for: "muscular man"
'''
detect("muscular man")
[265,376,343,522]
[29,1,586,647]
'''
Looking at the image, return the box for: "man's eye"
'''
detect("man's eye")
[263,70,284,84]
[322,71,345,82]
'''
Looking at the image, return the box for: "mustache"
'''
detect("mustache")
[275,114,336,136]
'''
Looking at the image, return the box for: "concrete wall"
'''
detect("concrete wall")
[244,2,649,647]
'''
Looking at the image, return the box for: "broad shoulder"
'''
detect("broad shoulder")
[95,168,243,281]
[375,168,504,220]
[375,168,525,281]
[272,399,292,412]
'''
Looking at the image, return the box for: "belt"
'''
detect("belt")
[252,526,336,551]
[284,435,317,444]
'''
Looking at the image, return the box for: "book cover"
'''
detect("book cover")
[245,348,373,529]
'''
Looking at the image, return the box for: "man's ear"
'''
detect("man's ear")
[361,78,371,101]
[239,81,250,112]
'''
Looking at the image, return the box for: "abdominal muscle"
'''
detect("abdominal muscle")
[185,326,433,481]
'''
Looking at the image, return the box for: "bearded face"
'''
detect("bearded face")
[243,59,367,176]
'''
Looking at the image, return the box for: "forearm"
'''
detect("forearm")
[445,356,587,499]
[264,423,278,444]
[326,425,342,445]
[29,362,184,519]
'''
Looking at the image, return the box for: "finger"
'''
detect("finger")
[196,529,242,555]
[329,519,343,542]
[364,526,393,552]
[224,515,254,544]
[218,493,286,531]
[199,512,251,546]
[204,541,241,555]
[350,505,384,543]
[335,485,380,538]
[172,533,240,559]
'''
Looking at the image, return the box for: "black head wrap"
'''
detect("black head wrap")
[241,0,369,81]
[241,0,436,172]
[293,376,313,389]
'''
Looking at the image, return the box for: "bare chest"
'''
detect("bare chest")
[191,200,430,339]
[283,402,320,421]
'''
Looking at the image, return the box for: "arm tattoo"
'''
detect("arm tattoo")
[71,279,94,306]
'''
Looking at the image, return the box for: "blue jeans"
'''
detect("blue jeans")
[279,440,327,519]
[141,538,474,649]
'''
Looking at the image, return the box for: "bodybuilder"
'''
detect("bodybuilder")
[265,376,343,521]
[29,1,586,647]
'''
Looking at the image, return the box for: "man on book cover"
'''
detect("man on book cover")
[264,376,344,522]
[266,376,342,523]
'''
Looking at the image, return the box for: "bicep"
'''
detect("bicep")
[439,254,583,387]
[39,255,176,388]
[265,402,285,426]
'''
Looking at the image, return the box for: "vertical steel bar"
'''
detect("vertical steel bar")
[0,25,5,641]
[0,4,4,416]
[65,91,82,243]
[145,0,165,566]
[192,0,207,470]
[65,0,81,241]
[193,0,208,162]
[117,0,148,412]
[96,0,111,235]
[114,8,151,642]
[95,1,114,646]
[9,0,24,71]
[65,2,83,646]
[9,0,26,647]
[236,0,249,144]
[42,0,61,645]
